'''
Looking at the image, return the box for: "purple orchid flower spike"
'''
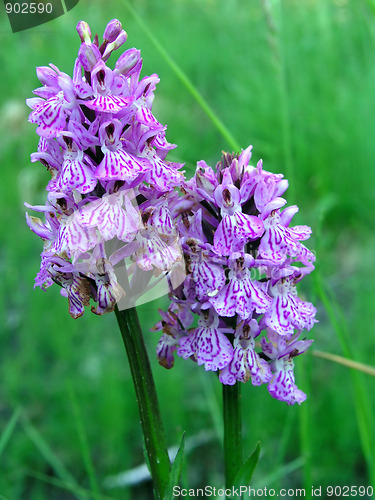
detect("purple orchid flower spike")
[154,146,317,405]
[26,19,186,317]
[25,18,317,408]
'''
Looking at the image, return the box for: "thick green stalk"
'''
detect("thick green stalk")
[223,382,242,489]
[114,306,171,499]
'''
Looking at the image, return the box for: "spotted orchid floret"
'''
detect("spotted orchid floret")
[134,205,182,273]
[78,188,141,242]
[27,67,78,139]
[219,320,272,386]
[177,306,234,372]
[55,133,98,194]
[95,119,150,184]
[213,169,264,255]
[260,329,313,404]
[151,303,193,369]
[182,237,226,300]
[258,201,315,266]
[26,19,185,317]
[154,148,317,405]
[209,252,272,320]
[263,271,317,336]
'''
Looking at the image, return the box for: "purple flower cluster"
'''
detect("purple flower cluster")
[26,19,317,404]
[153,149,317,404]
[26,19,184,317]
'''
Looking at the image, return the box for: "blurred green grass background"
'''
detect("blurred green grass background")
[1,0,375,498]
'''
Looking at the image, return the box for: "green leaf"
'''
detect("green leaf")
[0,407,21,459]
[163,433,186,500]
[233,441,261,488]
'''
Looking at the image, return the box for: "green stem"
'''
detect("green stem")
[223,382,242,489]
[114,306,171,499]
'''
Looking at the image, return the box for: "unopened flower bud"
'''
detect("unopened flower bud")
[36,66,58,86]
[102,30,128,60]
[103,19,122,43]
[228,158,242,182]
[274,179,289,198]
[114,48,141,76]
[195,161,217,199]
[78,43,102,72]
[76,21,91,43]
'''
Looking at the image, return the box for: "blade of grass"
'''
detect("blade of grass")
[21,417,85,499]
[120,0,240,152]
[313,350,375,376]
[275,409,296,476]
[25,469,116,500]
[67,383,101,500]
[252,457,304,490]
[0,407,21,459]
